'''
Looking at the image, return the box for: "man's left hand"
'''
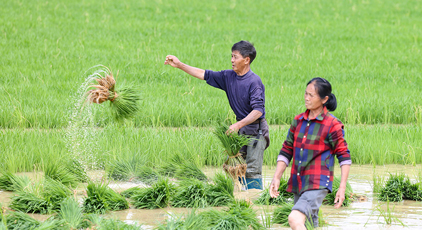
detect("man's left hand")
[334,187,346,208]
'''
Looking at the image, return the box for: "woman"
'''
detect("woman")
[269,78,351,229]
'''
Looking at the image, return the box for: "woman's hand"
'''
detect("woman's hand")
[269,178,280,198]
[334,186,346,208]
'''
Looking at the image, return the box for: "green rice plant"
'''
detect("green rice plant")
[0,172,31,192]
[83,182,129,214]
[56,198,84,229]
[171,179,208,208]
[9,179,72,214]
[6,211,41,229]
[155,209,207,230]
[42,179,73,211]
[157,153,188,177]
[378,173,406,202]
[44,163,79,188]
[206,173,234,207]
[82,213,142,230]
[108,154,144,181]
[323,177,354,207]
[200,199,264,230]
[272,202,294,226]
[254,177,292,205]
[121,187,143,198]
[372,170,385,194]
[259,205,273,229]
[65,160,89,183]
[365,201,405,227]
[132,178,175,209]
[174,162,207,182]
[135,166,161,185]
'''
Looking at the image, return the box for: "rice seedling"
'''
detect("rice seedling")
[121,187,143,198]
[83,181,129,214]
[171,179,208,208]
[44,162,79,188]
[135,166,161,185]
[323,177,354,207]
[56,198,84,229]
[0,172,31,192]
[214,124,250,189]
[132,178,175,209]
[205,173,234,207]
[200,199,264,230]
[272,202,294,226]
[9,178,72,214]
[83,214,142,230]
[5,211,42,229]
[378,173,422,202]
[365,201,406,227]
[86,65,140,120]
[157,152,189,177]
[254,177,292,205]
[108,154,144,181]
[155,209,207,230]
[65,160,89,183]
[174,162,207,182]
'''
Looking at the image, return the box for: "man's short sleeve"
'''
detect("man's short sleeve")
[204,70,227,91]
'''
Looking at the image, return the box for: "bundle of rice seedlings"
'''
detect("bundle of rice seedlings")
[86,66,140,120]
[108,155,143,181]
[135,166,161,185]
[378,173,422,202]
[0,172,31,192]
[214,124,251,190]
[6,211,42,229]
[323,177,354,207]
[83,182,129,214]
[85,215,142,230]
[10,179,72,214]
[272,201,294,226]
[66,159,89,183]
[157,153,187,177]
[200,199,264,230]
[174,162,207,182]
[171,179,208,208]
[55,198,84,229]
[121,186,143,198]
[44,162,79,188]
[156,209,206,230]
[132,178,175,209]
[254,177,293,205]
[206,173,234,207]
[42,179,73,211]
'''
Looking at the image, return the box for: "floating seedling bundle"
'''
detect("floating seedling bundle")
[214,124,250,190]
[86,65,140,120]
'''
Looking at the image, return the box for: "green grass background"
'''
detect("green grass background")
[1,0,421,128]
[1,0,421,171]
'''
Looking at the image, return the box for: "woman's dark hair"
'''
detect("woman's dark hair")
[231,40,257,64]
[307,77,337,111]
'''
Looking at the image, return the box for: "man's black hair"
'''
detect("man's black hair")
[231,40,257,64]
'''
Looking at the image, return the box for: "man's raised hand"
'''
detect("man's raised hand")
[164,55,181,68]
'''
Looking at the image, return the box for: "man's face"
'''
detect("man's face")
[231,50,248,74]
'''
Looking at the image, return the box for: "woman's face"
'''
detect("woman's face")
[304,82,328,111]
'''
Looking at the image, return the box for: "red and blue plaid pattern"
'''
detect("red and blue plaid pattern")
[279,107,351,194]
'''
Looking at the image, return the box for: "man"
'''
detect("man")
[164,40,270,189]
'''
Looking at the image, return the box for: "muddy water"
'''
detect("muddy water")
[2,165,422,229]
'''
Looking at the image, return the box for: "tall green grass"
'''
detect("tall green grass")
[0,125,421,173]
[0,0,421,129]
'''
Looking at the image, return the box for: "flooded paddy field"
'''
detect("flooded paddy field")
[2,165,419,229]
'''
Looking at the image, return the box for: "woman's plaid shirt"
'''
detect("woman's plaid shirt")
[279,107,351,195]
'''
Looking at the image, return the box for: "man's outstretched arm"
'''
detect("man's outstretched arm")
[165,55,205,80]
